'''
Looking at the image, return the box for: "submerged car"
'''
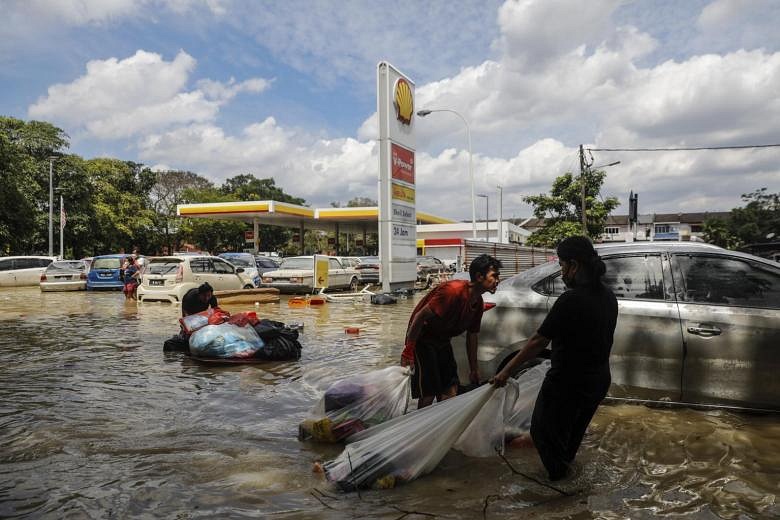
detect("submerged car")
[218,252,261,287]
[355,256,380,284]
[86,254,133,290]
[260,256,360,293]
[137,255,252,303]
[0,256,56,287]
[40,260,88,291]
[453,242,780,412]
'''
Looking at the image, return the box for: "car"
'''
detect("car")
[355,256,381,284]
[86,254,133,290]
[0,256,56,287]
[39,260,88,291]
[260,255,360,294]
[452,242,780,412]
[416,256,448,287]
[255,255,281,276]
[137,255,252,303]
[218,252,262,287]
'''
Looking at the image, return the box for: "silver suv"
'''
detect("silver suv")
[453,242,780,411]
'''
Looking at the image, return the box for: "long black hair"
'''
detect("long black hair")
[557,236,606,289]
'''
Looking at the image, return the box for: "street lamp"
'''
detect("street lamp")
[477,193,489,241]
[497,185,503,244]
[417,108,476,239]
[47,156,59,256]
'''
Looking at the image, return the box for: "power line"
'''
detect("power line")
[589,143,780,152]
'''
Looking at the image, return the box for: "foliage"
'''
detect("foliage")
[703,189,780,248]
[523,169,620,247]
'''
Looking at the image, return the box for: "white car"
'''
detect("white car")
[39,260,88,291]
[137,255,254,303]
[0,256,56,287]
[260,256,360,293]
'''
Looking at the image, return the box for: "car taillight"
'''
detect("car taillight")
[80,273,86,280]
[40,274,47,281]
[483,302,496,311]
[175,265,183,283]
[262,277,272,283]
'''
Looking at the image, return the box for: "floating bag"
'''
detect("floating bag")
[180,307,230,335]
[252,319,303,361]
[189,323,265,359]
[299,366,411,443]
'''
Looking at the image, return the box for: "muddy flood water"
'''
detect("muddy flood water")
[1,287,778,519]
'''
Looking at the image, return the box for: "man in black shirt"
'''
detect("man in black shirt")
[492,236,618,481]
[181,282,219,316]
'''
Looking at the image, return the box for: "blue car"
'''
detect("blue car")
[86,254,132,290]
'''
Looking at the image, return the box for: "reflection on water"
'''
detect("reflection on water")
[0,286,777,518]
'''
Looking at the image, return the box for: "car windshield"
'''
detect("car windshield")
[47,261,85,272]
[220,255,253,267]
[359,257,379,264]
[280,258,313,269]
[92,258,121,269]
[500,261,560,291]
[147,259,183,275]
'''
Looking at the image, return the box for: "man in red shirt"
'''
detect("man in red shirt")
[401,254,502,408]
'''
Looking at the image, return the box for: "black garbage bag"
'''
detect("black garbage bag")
[252,319,302,361]
[370,293,397,305]
[163,332,190,353]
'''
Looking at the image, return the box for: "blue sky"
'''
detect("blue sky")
[2,0,779,221]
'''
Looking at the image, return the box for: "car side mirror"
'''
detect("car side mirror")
[236,267,245,273]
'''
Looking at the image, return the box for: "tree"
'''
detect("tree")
[149,170,213,253]
[523,169,620,247]
[702,218,740,249]
[703,188,779,249]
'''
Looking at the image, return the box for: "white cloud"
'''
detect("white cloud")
[28,50,271,139]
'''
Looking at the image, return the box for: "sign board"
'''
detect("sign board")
[244,230,254,242]
[313,254,329,289]
[377,61,417,291]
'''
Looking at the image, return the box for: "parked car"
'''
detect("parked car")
[40,260,88,291]
[260,256,360,293]
[137,255,252,303]
[452,242,780,411]
[255,255,281,276]
[86,254,133,290]
[218,252,261,287]
[355,256,380,284]
[416,256,448,287]
[0,256,56,287]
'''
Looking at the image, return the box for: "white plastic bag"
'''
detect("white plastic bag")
[188,323,265,358]
[299,366,411,443]
[502,360,549,441]
[323,383,497,490]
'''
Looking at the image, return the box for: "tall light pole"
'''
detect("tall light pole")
[497,185,503,244]
[417,108,476,239]
[47,156,58,256]
[477,193,489,241]
[579,144,620,236]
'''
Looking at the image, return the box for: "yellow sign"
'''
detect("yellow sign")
[313,255,329,289]
[393,78,413,125]
[391,182,415,204]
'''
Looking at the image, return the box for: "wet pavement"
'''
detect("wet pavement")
[0,286,778,519]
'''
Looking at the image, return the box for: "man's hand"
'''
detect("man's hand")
[490,369,510,387]
[469,368,480,385]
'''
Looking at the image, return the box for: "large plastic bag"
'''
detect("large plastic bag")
[188,323,265,358]
[299,366,411,443]
[323,383,496,490]
[502,360,550,441]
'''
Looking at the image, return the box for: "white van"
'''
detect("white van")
[0,256,56,287]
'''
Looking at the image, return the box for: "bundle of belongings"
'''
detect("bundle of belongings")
[299,366,411,443]
[320,360,550,490]
[164,308,302,361]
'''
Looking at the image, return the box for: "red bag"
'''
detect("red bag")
[227,311,259,328]
[207,308,231,325]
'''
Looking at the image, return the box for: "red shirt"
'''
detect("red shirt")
[402,280,483,359]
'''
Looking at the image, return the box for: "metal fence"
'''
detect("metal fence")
[463,240,556,277]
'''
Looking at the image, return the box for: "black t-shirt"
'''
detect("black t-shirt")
[538,284,618,379]
[181,288,218,316]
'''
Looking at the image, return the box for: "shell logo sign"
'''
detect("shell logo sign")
[393,78,413,125]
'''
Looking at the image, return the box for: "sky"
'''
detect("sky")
[2,0,779,222]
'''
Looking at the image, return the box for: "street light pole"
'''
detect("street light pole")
[497,185,503,244]
[477,194,488,241]
[59,194,64,259]
[48,157,56,256]
[417,108,476,239]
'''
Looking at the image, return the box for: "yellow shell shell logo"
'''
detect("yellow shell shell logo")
[393,78,413,125]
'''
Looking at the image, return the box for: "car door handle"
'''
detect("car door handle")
[687,325,722,336]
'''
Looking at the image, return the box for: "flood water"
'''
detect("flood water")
[0,286,778,519]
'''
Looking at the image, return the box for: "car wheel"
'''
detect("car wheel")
[243,284,254,289]
[348,277,358,292]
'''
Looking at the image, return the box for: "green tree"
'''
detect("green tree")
[702,218,740,249]
[730,188,779,245]
[149,170,213,254]
[523,169,620,247]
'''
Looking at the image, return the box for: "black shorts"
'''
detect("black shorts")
[411,338,459,399]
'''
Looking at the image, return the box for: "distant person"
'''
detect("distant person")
[401,254,502,408]
[123,256,140,300]
[181,282,219,316]
[492,236,618,481]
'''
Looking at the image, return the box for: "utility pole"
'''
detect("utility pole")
[48,158,54,256]
[497,185,503,244]
[59,194,64,258]
[579,144,587,235]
